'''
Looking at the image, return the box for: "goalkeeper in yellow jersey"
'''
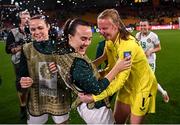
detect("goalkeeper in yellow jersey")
[79,9,158,124]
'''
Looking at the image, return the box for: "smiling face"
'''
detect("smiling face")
[97,18,119,42]
[29,18,50,42]
[68,25,92,55]
[140,21,149,35]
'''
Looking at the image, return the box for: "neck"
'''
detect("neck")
[36,38,49,42]
[19,25,25,33]
[111,32,119,43]
[142,31,149,36]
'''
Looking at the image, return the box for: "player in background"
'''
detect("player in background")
[5,10,31,120]
[136,19,169,103]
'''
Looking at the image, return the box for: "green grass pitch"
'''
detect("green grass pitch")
[0,30,180,123]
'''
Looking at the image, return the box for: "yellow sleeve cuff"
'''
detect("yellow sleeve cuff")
[92,95,97,102]
[92,90,109,102]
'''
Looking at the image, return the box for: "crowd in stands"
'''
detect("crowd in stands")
[0,3,180,41]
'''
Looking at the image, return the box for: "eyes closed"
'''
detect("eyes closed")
[80,36,92,42]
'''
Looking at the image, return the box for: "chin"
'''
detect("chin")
[105,36,111,40]
[38,39,46,42]
[80,52,85,55]
[78,51,86,55]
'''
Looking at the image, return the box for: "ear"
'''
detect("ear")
[112,23,118,31]
[47,24,50,30]
[68,34,72,40]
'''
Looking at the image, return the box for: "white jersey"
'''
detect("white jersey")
[136,31,160,64]
[136,31,160,61]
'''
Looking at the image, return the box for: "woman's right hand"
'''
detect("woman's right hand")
[104,56,131,82]
[20,77,33,88]
[116,56,131,72]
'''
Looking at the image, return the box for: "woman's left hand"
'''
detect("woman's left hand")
[78,93,94,103]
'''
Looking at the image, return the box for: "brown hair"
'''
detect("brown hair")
[30,14,49,26]
[62,18,91,41]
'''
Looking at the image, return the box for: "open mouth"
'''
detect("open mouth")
[79,45,87,53]
[80,46,84,49]
[103,33,109,38]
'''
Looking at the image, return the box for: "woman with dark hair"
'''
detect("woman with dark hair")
[18,15,71,124]
[48,18,131,124]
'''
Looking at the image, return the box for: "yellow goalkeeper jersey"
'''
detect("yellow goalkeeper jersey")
[93,34,157,102]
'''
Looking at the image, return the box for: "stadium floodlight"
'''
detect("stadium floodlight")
[11,0,14,4]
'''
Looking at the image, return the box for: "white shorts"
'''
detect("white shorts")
[148,54,156,72]
[149,62,156,72]
[27,113,69,124]
[77,102,114,124]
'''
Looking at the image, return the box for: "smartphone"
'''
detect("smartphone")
[123,51,131,58]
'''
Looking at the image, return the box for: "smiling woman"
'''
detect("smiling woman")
[29,15,50,42]
[18,14,71,124]
[48,18,131,124]
[67,20,93,55]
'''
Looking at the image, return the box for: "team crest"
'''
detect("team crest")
[147,38,151,43]
[40,63,55,79]
[39,62,58,97]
